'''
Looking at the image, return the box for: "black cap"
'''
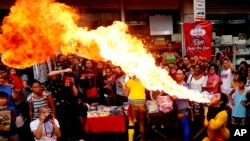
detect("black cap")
[0,91,9,98]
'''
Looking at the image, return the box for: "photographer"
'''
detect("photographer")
[47,68,80,140]
[30,107,61,141]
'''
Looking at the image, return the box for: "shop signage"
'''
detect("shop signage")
[183,22,212,61]
[194,0,206,22]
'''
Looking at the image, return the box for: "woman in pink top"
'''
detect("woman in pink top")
[204,64,220,94]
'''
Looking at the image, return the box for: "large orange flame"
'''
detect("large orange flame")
[0,0,210,103]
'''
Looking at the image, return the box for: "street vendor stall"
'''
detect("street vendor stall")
[84,106,127,141]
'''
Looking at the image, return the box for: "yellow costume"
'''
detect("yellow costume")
[126,79,146,100]
[125,79,146,141]
[202,110,230,141]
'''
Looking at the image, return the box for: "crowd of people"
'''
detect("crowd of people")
[158,42,250,141]
[0,42,250,141]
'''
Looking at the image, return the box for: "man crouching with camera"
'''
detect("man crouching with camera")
[30,107,61,141]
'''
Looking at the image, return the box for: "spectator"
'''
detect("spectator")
[30,107,61,141]
[79,60,101,104]
[20,73,32,100]
[1,72,32,141]
[245,66,250,129]
[246,90,250,139]
[229,76,247,126]
[187,63,207,136]
[220,58,234,95]
[183,56,192,80]
[231,71,240,90]
[54,54,66,71]
[100,67,116,106]
[213,51,224,75]
[47,68,80,140]
[187,64,207,93]
[238,61,248,77]
[115,70,128,106]
[0,74,12,97]
[9,68,17,75]
[161,42,181,71]
[27,80,56,121]
[76,96,88,141]
[172,68,190,141]
[0,65,23,95]
[203,64,220,94]
[246,66,250,88]
[189,65,195,76]
[0,91,19,141]
[66,54,74,69]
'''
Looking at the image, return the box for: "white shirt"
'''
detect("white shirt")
[30,118,60,141]
[245,78,250,90]
[187,74,207,92]
[220,68,233,94]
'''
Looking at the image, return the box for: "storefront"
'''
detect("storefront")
[206,0,250,68]
[1,0,250,66]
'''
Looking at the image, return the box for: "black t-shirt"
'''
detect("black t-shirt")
[101,76,116,95]
[46,75,77,106]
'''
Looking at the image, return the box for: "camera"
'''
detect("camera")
[64,72,74,87]
[44,114,53,123]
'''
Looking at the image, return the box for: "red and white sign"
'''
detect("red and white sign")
[184,22,212,61]
[194,0,206,22]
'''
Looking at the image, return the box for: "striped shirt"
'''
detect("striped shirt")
[27,92,50,120]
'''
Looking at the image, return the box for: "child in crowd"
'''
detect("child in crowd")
[231,71,240,90]
[0,91,19,141]
[229,76,247,126]
[27,80,56,121]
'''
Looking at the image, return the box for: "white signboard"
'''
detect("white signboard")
[194,0,206,22]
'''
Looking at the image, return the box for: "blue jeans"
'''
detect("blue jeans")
[181,116,190,141]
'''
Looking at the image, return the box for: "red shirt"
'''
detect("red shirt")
[4,74,24,90]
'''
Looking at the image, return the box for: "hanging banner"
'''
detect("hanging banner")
[184,22,212,62]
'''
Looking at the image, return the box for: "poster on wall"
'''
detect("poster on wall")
[183,22,212,62]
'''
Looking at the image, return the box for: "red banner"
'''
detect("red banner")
[184,22,212,62]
